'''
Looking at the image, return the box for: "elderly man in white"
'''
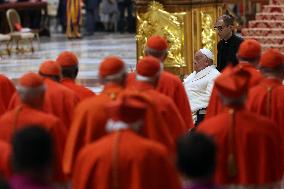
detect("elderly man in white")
[184,48,220,125]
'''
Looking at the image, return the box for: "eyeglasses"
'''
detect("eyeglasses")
[214,25,227,32]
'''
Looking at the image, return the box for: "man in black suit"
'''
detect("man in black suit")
[215,14,243,72]
[84,0,101,35]
[117,0,134,33]
[17,0,42,30]
[57,0,66,33]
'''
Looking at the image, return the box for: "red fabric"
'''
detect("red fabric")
[127,71,193,129]
[242,28,284,37]
[136,56,160,77]
[256,13,284,21]
[270,0,284,5]
[19,72,43,88]
[237,39,261,59]
[9,78,79,130]
[72,130,181,189]
[262,5,284,13]
[249,20,284,28]
[60,78,94,101]
[236,63,263,87]
[259,48,284,68]
[0,105,67,182]
[157,72,194,129]
[125,80,187,154]
[99,56,124,78]
[107,96,147,123]
[247,78,284,135]
[14,23,22,31]
[198,108,284,185]
[0,75,16,116]
[243,36,284,46]
[146,35,168,51]
[205,86,223,119]
[214,66,250,98]
[247,78,284,119]
[205,63,262,119]
[39,60,61,76]
[0,140,11,179]
[63,83,123,176]
[119,89,175,156]
[56,51,78,67]
[241,0,284,53]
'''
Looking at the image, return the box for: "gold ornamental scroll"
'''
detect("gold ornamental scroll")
[136,2,186,76]
[135,0,223,75]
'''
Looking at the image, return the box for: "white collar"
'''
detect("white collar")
[105,119,143,132]
[192,65,216,81]
[160,62,164,71]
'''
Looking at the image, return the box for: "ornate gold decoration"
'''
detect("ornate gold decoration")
[201,12,215,51]
[135,0,223,74]
[136,1,186,68]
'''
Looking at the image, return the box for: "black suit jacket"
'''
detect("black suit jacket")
[217,34,243,72]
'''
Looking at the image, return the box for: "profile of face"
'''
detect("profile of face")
[214,19,233,40]
[193,51,209,72]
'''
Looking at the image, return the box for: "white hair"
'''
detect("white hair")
[101,65,126,82]
[17,85,45,103]
[105,119,143,133]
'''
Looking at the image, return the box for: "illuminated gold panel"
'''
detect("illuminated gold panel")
[136,1,223,75]
[136,1,186,69]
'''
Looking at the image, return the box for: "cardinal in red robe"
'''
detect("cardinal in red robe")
[57,51,94,101]
[0,72,67,182]
[63,56,127,176]
[72,95,181,189]
[206,39,263,119]
[127,35,193,129]
[198,66,283,187]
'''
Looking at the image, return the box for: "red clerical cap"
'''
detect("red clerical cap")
[39,60,61,76]
[238,39,261,59]
[107,96,147,124]
[136,56,160,77]
[215,65,251,98]
[99,56,125,78]
[146,35,168,51]
[259,48,284,68]
[19,72,44,88]
[56,51,78,67]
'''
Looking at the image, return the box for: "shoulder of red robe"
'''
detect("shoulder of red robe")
[215,65,251,98]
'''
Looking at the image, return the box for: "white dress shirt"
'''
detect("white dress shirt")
[183,65,220,114]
